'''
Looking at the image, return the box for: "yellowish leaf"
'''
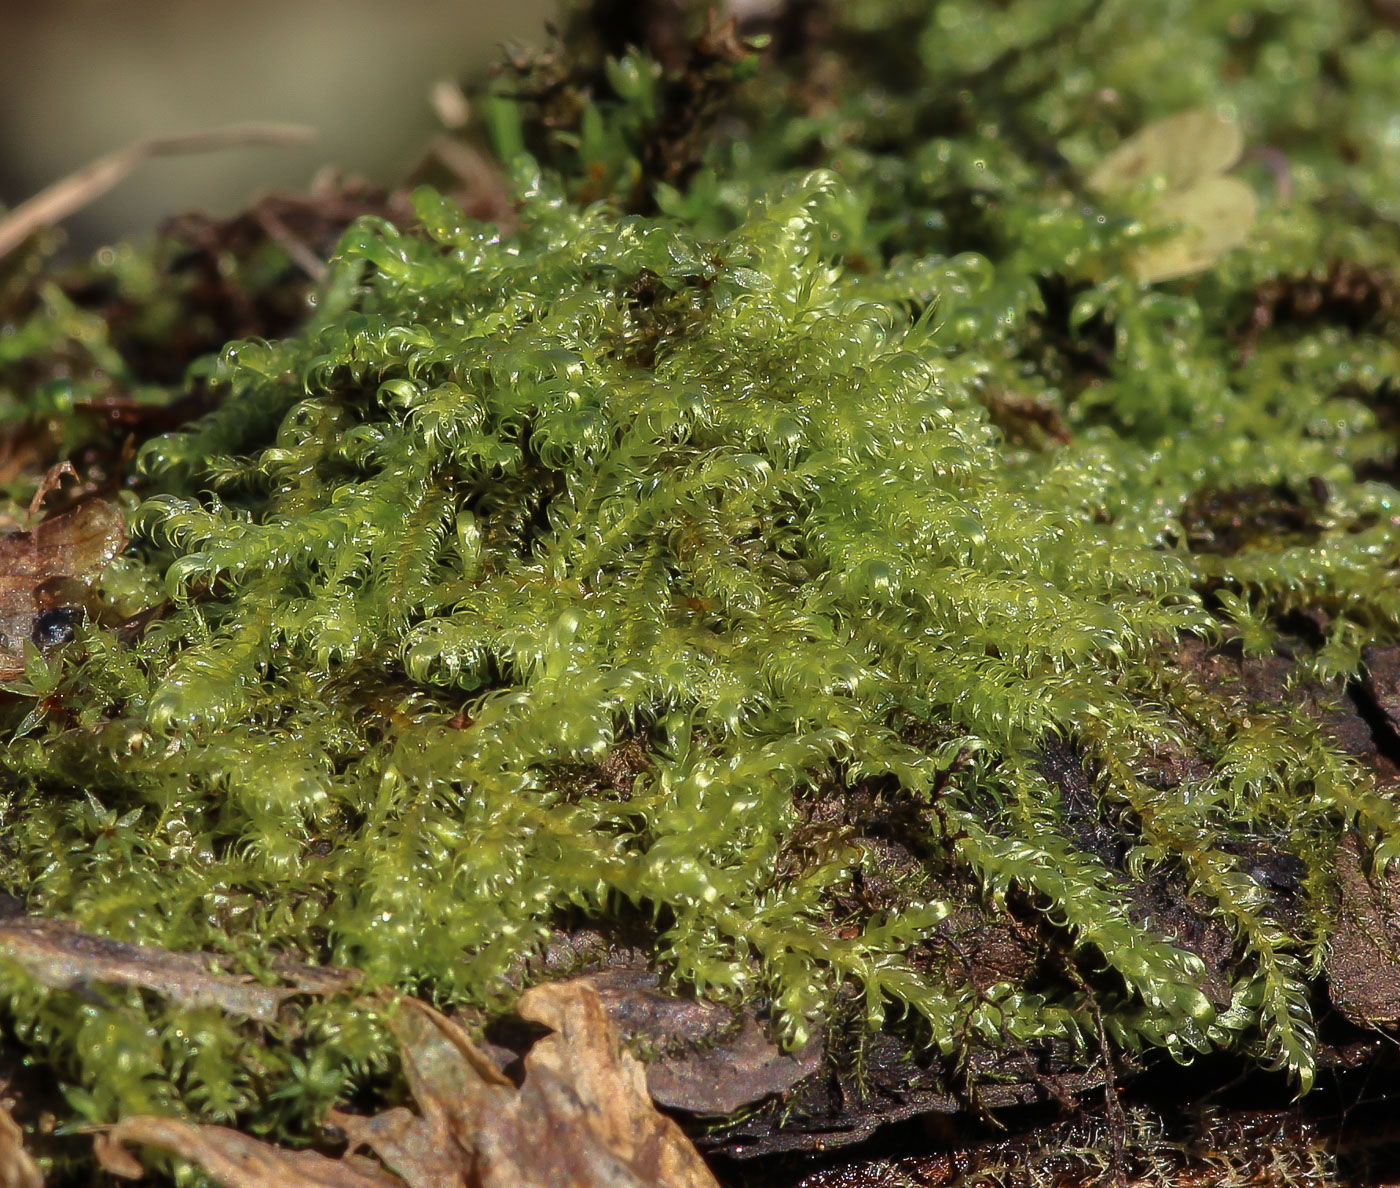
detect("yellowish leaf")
[1128,176,1258,283]
[1087,108,1257,283]
[1087,108,1244,196]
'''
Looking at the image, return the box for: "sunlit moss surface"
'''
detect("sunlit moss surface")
[3,0,1400,1151]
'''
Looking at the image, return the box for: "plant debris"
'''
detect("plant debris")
[581,969,822,1117]
[788,1103,1352,1188]
[1326,832,1400,1028]
[0,124,315,261]
[95,1117,401,1187]
[96,979,720,1188]
[1086,109,1257,283]
[1237,260,1399,361]
[0,496,124,678]
[0,1098,41,1188]
[0,915,359,1024]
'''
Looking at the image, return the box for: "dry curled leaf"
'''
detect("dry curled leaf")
[1088,108,1257,283]
[0,498,125,679]
[353,982,720,1188]
[96,979,720,1188]
[0,916,358,1023]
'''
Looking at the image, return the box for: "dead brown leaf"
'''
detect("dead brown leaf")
[0,1097,42,1188]
[0,916,359,1023]
[339,982,720,1188]
[0,498,125,679]
[95,978,721,1188]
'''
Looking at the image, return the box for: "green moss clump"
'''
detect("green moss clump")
[3,0,1400,1153]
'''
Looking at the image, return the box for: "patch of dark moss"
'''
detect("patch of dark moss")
[1178,480,1329,557]
[1024,273,1117,394]
[1237,259,1400,361]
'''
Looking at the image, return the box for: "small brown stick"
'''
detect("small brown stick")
[26,461,77,523]
[252,204,327,282]
[0,122,317,260]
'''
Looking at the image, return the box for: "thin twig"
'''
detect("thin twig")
[0,122,317,260]
[252,205,328,282]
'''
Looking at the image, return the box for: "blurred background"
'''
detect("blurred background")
[0,0,556,250]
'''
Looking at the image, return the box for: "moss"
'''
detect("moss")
[3,0,1400,1161]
